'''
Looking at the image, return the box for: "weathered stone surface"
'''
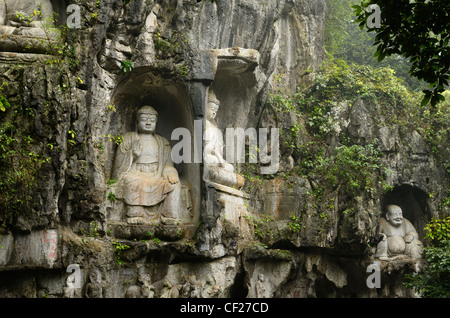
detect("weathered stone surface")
[0,0,447,299]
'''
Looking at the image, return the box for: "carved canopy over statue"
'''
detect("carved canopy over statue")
[374,204,424,261]
[112,106,186,226]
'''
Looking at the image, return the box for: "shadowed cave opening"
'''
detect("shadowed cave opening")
[381,184,431,244]
[229,268,248,298]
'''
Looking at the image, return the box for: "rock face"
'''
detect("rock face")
[0,0,447,298]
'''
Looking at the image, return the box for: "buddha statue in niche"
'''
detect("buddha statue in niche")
[203,90,245,189]
[0,0,60,41]
[84,269,102,298]
[374,204,423,260]
[112,106,186,225]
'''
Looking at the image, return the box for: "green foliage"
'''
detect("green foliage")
[243,214,275,240]
[152,28,190,78]
[404,240,450,298]
[310,57,419,112]
[0,97,51,218]
[404,217,450,297]
[262,57,432,208]
[107,191,116,203]
[33,10,80,71]
[79,221,100,237]
[324,0,449,157]
[153,29,188,60]
[0,94,10,112]
[299,140,383,197]
[67,130,76,146]
[106,133,123,145]
[332,141,382,194]
[325,0,426,92]
[106,179,117,187]
[265,56,448,200]
[325,0,360,58]
[418,90,450,162]
[0,83,10,112]
[424,217,450,246]
[120,60,134,73]
[270,57,420,153]
[352,0,450,106]
[152,237,161,245]
[440,189,450,212]
[153,31,172,54]
[112,240,130,265]
[106,103,116,113]
[288,213,302,233]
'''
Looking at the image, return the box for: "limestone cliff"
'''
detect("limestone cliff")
[0,0,448,299]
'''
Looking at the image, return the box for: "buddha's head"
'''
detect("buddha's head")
[207,91,220,121]
[136,105,158,134]
[386,204,404,227]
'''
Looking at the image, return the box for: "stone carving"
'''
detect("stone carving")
[125,272,155,298]
[137,272,155,298]
[64,274,81,298]
[159,278,181,298]
[112,106,186,225]
[84,268,102,298]
[203,91,245,189]
[0,0,54,37]
[180,275,202,298]
[155,274,225,298]
[125,285,142,298]
[255,273,268,298]
[246,273,270,298]
[374,205,423,260]
[201,274,221,298]
[0,0,60,57]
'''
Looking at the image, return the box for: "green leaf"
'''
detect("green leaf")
[421,92,432,107]
[377,51,386,62]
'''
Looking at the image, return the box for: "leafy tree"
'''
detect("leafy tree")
[352,0,450,106]
[325,0,426,92]
[404,217,450,297]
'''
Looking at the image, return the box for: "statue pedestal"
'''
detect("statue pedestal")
[0,51,56,64]
[200,182,253,258]
[106,221,197,242]
[0,33,60,53]
[371,255,426,273]
[0,33,61,64]
[209,182,249,224]
[106,183,194,242]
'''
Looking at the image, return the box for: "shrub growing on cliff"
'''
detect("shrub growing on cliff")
[332,140,382,194]
[404,217,450,298]
[112,240,131,265]
[0,95,50,220]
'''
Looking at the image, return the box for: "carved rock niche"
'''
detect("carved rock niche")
[381,184,431,244]
[199,48,262,257]
[209,48,261,137]
[106,67,200,241]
